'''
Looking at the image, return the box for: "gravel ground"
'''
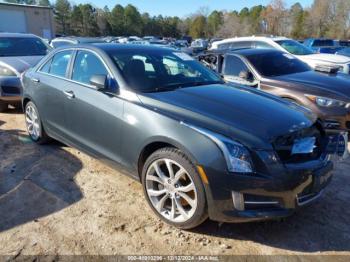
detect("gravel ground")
[0,107,350,257]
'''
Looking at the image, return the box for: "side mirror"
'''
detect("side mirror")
[239,70,254,82]
[90,74,107,90]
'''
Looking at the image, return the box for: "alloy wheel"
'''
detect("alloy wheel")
[25,104,41,140]
[145,158,198,223]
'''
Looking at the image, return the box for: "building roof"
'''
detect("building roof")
[0,2,52,9]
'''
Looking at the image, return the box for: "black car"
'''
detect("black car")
[22,44,341,228]
[0,33,50,111]
[198,48,350,133]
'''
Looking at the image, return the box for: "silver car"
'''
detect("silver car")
[0,33,50,112]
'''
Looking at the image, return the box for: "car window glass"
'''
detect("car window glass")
[229,41,252,49]
[218,43,230,49]
[246,51,311,77]
[132,55,155,72]
[72,51,108,84]
[49,50,72,77]
[254,41,274,49]
[223,55,249,76]
[109,49,222,92]
[275,40,314,55]
[39,58,52,73]
[0,37,49,56]
[163,56,200,77]
[52,41,73,48]
[313,40,334,47]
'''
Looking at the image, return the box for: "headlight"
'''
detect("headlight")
[0,65,16,76]
[222,140,253,173]
[305,94,346,108]
[181,122,253,173]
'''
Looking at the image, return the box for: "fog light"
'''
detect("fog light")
[232,191,244,211]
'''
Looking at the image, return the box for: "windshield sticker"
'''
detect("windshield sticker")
[283,53,295,60]
[173,52,194,61]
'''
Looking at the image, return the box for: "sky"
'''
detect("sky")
[72,0,314,17]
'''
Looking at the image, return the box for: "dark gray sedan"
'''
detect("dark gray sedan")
[22,44,339,228]
[0,33,50,112]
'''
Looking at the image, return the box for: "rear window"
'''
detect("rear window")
[0,37,49,56]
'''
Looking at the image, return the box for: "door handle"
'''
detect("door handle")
[63,90,75,99]
[31,77,40,83]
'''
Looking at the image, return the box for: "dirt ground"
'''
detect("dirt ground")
[0,107,350,257]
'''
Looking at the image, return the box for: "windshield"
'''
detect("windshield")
[108,49,223,92]
[275,40,314,55]
[0,37,49,56]
[245,51,311,77]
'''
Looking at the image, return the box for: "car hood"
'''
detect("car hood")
[0,56,44,74]
[296,53,350,64]
[271,71,350,99]
[138,84,316,149]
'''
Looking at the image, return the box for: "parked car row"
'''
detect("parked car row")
[0,32,349,229]
[210,36,350,74]
[198,48,350,133]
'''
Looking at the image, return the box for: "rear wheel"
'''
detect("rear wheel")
[25,101,50,144]
[142,147,208,229]
[0,101,8,112]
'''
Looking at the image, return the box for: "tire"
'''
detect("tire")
[0,101,8,112]
[24,101,50,144]
[142,147,208,229]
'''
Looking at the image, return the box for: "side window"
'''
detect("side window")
[229,41,253,49]
[49,50,72,77]
[39,58,52,73]
[223,55,249,76]
[218,43,230,49]
[72,51,108,84]
[254,41,274,49]
[52,41,73,48]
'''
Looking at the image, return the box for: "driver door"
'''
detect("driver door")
[63,50,124,164]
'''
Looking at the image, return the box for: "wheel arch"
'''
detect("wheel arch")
[137,136,199,181]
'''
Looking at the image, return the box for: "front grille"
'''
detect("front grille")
[273,123,325,164]
[1,86,20,95]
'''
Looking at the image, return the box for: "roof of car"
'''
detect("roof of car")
[205,48,283,56]
[52,37,106,43]
[211,36,288,46]
[0,33,40,38]
[58,43,176,52]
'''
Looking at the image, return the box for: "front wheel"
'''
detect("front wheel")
[25,101,50,144]
[142,147,208,229]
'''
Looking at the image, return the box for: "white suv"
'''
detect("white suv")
[210,36,350,74]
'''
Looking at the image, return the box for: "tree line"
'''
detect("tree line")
[4,0,350,40]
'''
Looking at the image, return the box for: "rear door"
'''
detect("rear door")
[63,50,124,163]
[35,50,74,138]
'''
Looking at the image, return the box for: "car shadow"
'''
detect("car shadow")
[190,158,350,252]
[0,118,83,232]
[1,105,23,115]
